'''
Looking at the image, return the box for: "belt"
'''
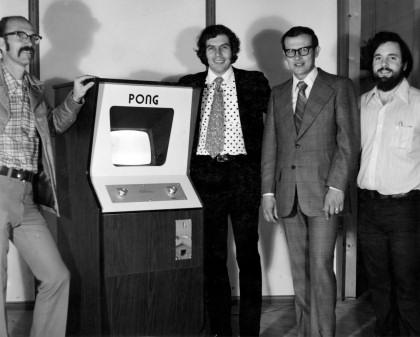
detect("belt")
[215,154,236,162]
[0,165,34,182]
[197,154,241,162]
[359,189,420,200]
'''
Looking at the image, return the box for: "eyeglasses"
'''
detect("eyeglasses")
[284,45,315,58]
[1,31,42,45]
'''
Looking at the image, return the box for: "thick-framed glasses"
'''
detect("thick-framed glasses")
[1,31,42,45]
[284,45,314,58]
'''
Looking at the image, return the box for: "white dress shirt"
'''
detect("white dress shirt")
[292,67,318,111]
[357,78,420,194]
[196,66,247,156]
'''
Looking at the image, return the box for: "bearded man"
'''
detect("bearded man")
[357,31,420,337]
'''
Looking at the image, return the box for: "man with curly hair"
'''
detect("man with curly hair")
[179,25,270,336]
[358,31,420,337]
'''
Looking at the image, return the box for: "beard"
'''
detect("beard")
[374,67,405,92]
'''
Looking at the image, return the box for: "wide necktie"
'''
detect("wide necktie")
[205,77,224,158]
[294,81,308,133]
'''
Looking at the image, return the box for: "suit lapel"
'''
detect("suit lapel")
[0,85,10,119]
[278,80,296,138]
[233,68,245,121]
[0,68,10,119]
[297,72,333,138]
[28,80,44,115]
[194,72,207,88]
[189,72,207,150]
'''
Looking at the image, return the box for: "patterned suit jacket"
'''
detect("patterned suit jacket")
[261,68,360,217]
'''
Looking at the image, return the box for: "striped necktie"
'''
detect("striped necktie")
[205,77,224,158]
[294,81,308,133]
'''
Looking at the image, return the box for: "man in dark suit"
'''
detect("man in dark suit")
[178,24,270,337]
[261,26,359,337]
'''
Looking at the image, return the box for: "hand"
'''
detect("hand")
[262,195,279,223]
[72,75,95,103]
[322,188,344,219]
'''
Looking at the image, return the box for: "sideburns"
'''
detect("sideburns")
[3,37,10,51]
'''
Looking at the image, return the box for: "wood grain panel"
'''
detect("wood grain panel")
[104,268,203,335]
[103,210,203,276]
[55,83,103,335]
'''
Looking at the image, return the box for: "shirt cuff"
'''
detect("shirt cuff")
[329,186,343,192]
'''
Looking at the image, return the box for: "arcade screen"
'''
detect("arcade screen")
[110,106,174,166]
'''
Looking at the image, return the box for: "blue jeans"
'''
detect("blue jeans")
[358,190,420,336]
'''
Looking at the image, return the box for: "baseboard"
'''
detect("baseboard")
[5,302,35,310]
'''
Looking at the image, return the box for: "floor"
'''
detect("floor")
[6,295,375,337]
[231,294,375,337]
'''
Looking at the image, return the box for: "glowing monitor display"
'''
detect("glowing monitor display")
[111,130,151,166]
[110,106,174,166]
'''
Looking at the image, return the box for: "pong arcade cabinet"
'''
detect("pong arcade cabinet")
[54,78,203,336]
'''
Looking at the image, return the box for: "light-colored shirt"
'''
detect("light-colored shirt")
[292,67,318,112]
[196,66,246,156]
[0,63,39,172]
[357,78,420,194]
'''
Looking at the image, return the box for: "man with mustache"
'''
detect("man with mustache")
[357,31,420,336]
[0,16,94,337]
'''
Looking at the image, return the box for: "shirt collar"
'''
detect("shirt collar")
[206,66,234,86]
[293,67,318,91]
[364,78,410,107]
[2,61,29,93]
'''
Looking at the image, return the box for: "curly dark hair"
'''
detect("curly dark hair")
[364,31,413,78]
[281,26,319,51]
[195,24,240,66]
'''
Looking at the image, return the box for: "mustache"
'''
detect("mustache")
[378,67,392,72]
[18,46,35,56]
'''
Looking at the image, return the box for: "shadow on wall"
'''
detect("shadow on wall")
[245,16,292,88]
[129,25,204,83]
[41,0,100,102]
[245,17,292,295]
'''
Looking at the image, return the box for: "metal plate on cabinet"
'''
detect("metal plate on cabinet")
[106,183,187,203]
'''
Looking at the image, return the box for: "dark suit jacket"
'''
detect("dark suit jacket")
[261,68,360,217]
[179,67,271,191]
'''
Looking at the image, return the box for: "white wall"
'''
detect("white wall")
[39,0,206,102]
[36,0,337,297]
[217,0,337,87]
[0,0,27,15]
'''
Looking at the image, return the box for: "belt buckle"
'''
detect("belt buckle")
[16,170,26,182]
[16,169,32,182]
[216,154,228,162]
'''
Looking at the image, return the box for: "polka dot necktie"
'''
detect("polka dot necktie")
[294,81,308,133]
[205,77,225,158]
